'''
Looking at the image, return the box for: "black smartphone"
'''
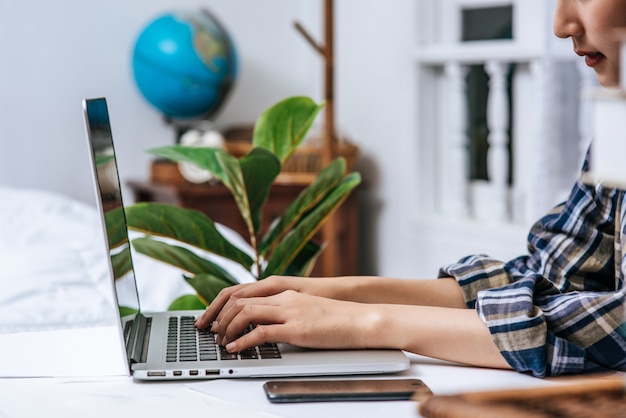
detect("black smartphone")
[263,378,432,403]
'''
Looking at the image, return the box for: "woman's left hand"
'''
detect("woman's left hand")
[212,290,378,353]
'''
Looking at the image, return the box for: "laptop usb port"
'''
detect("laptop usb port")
[147,371,166,377]
[189,370,199,376]
[205,369,220,376]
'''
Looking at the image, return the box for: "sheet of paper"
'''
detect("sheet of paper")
[0,326,128,377]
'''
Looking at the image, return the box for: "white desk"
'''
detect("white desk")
[0,359,562,418]
[0,327,568,418]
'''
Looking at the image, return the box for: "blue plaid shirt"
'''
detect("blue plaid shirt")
[440,157,626,378]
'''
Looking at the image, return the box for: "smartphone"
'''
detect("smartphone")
[263,378,432,403]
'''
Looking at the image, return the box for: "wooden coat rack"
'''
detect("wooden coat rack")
[293,0,341,276]
[293,0,336,166]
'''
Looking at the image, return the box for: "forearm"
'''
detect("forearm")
[212,285,510,370]
[321,276,467,308]
[359,303,511,370]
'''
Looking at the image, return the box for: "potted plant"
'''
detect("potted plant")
[125,96,361,310]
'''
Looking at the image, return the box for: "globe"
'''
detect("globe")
[132,9,237,120]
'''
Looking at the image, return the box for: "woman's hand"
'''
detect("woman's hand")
[195,276,468,331]
[211,290,377,353]
[194,275,339,330]
[194,276,510,370]
[207,290,509,370]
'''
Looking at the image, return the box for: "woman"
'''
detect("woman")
[196,0,626,378]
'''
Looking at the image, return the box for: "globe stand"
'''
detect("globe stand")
[162,116,217,144]
[149,115,228,185]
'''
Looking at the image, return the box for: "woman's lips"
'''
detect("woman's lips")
[582,52,605,68]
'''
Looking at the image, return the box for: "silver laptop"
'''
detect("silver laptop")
[83,97,409,381]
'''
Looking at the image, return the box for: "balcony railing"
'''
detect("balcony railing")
[414,41,596,228]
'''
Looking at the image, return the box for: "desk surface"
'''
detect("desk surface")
[0,360,557,418]
[0,328,569,418]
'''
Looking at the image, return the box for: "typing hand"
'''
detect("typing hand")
[194,275,333,331]
[209,290,375,353]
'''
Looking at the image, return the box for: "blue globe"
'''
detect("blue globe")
[132,10,237,119]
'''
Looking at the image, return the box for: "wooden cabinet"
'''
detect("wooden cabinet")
[127,179,359,277]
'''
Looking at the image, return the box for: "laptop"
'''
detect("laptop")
[83,97,410,381]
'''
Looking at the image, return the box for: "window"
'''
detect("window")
[462,6,513,41]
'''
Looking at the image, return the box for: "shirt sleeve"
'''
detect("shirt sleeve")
[439,177,626,378]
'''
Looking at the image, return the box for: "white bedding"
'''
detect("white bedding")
[0,187,202,334]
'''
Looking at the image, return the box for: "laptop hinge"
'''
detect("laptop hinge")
[127,313,151,364]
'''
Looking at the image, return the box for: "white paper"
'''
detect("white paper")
[0,326,128,377]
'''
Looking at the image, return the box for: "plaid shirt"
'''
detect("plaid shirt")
[440,157,626,378]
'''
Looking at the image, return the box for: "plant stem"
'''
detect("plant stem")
[249,233,263,279]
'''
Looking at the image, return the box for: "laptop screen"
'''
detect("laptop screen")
[83,98,141,318]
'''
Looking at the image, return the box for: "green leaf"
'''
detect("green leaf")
[146,145,257,242]
[119,306,138,317]
[111,244,133,280]
[125,203,254,269]
[96,154,114,167]
[147,146,248,214]
[147,146,234,188]
[262,172,361,278]
[104,206,128,249]
[259,158,346,255]
[240,148,281,235]
[185,274,236,305]
[253,96,324,164]
[131,237,239,286]
[214,150,250,226]
[167,294,207,311]
[280,240,323,277]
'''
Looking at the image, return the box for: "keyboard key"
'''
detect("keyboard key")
[166,318,281,363]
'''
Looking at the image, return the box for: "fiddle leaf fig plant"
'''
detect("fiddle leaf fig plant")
[125,96,361,310]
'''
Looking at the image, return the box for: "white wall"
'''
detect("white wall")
[0,0,323,204]
[335,0,419,277]
[0,0,474,279]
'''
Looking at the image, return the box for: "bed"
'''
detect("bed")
[0,186,210,334]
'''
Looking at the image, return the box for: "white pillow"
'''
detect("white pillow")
[0,187,115,333]
[0,186,254,333]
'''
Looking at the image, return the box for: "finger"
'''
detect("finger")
[222,298,290,352]
[215,294,284,341]
[220,303,286,347]
[194,283,249,328]
[225,323,289,353]
[213,281,290,330]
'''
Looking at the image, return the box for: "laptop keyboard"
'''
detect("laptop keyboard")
[166,316,282,363]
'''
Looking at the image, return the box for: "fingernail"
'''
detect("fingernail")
[226,341,237,352]
[211,321,218,331]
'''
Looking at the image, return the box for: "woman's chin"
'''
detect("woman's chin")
[596,71,621,88]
